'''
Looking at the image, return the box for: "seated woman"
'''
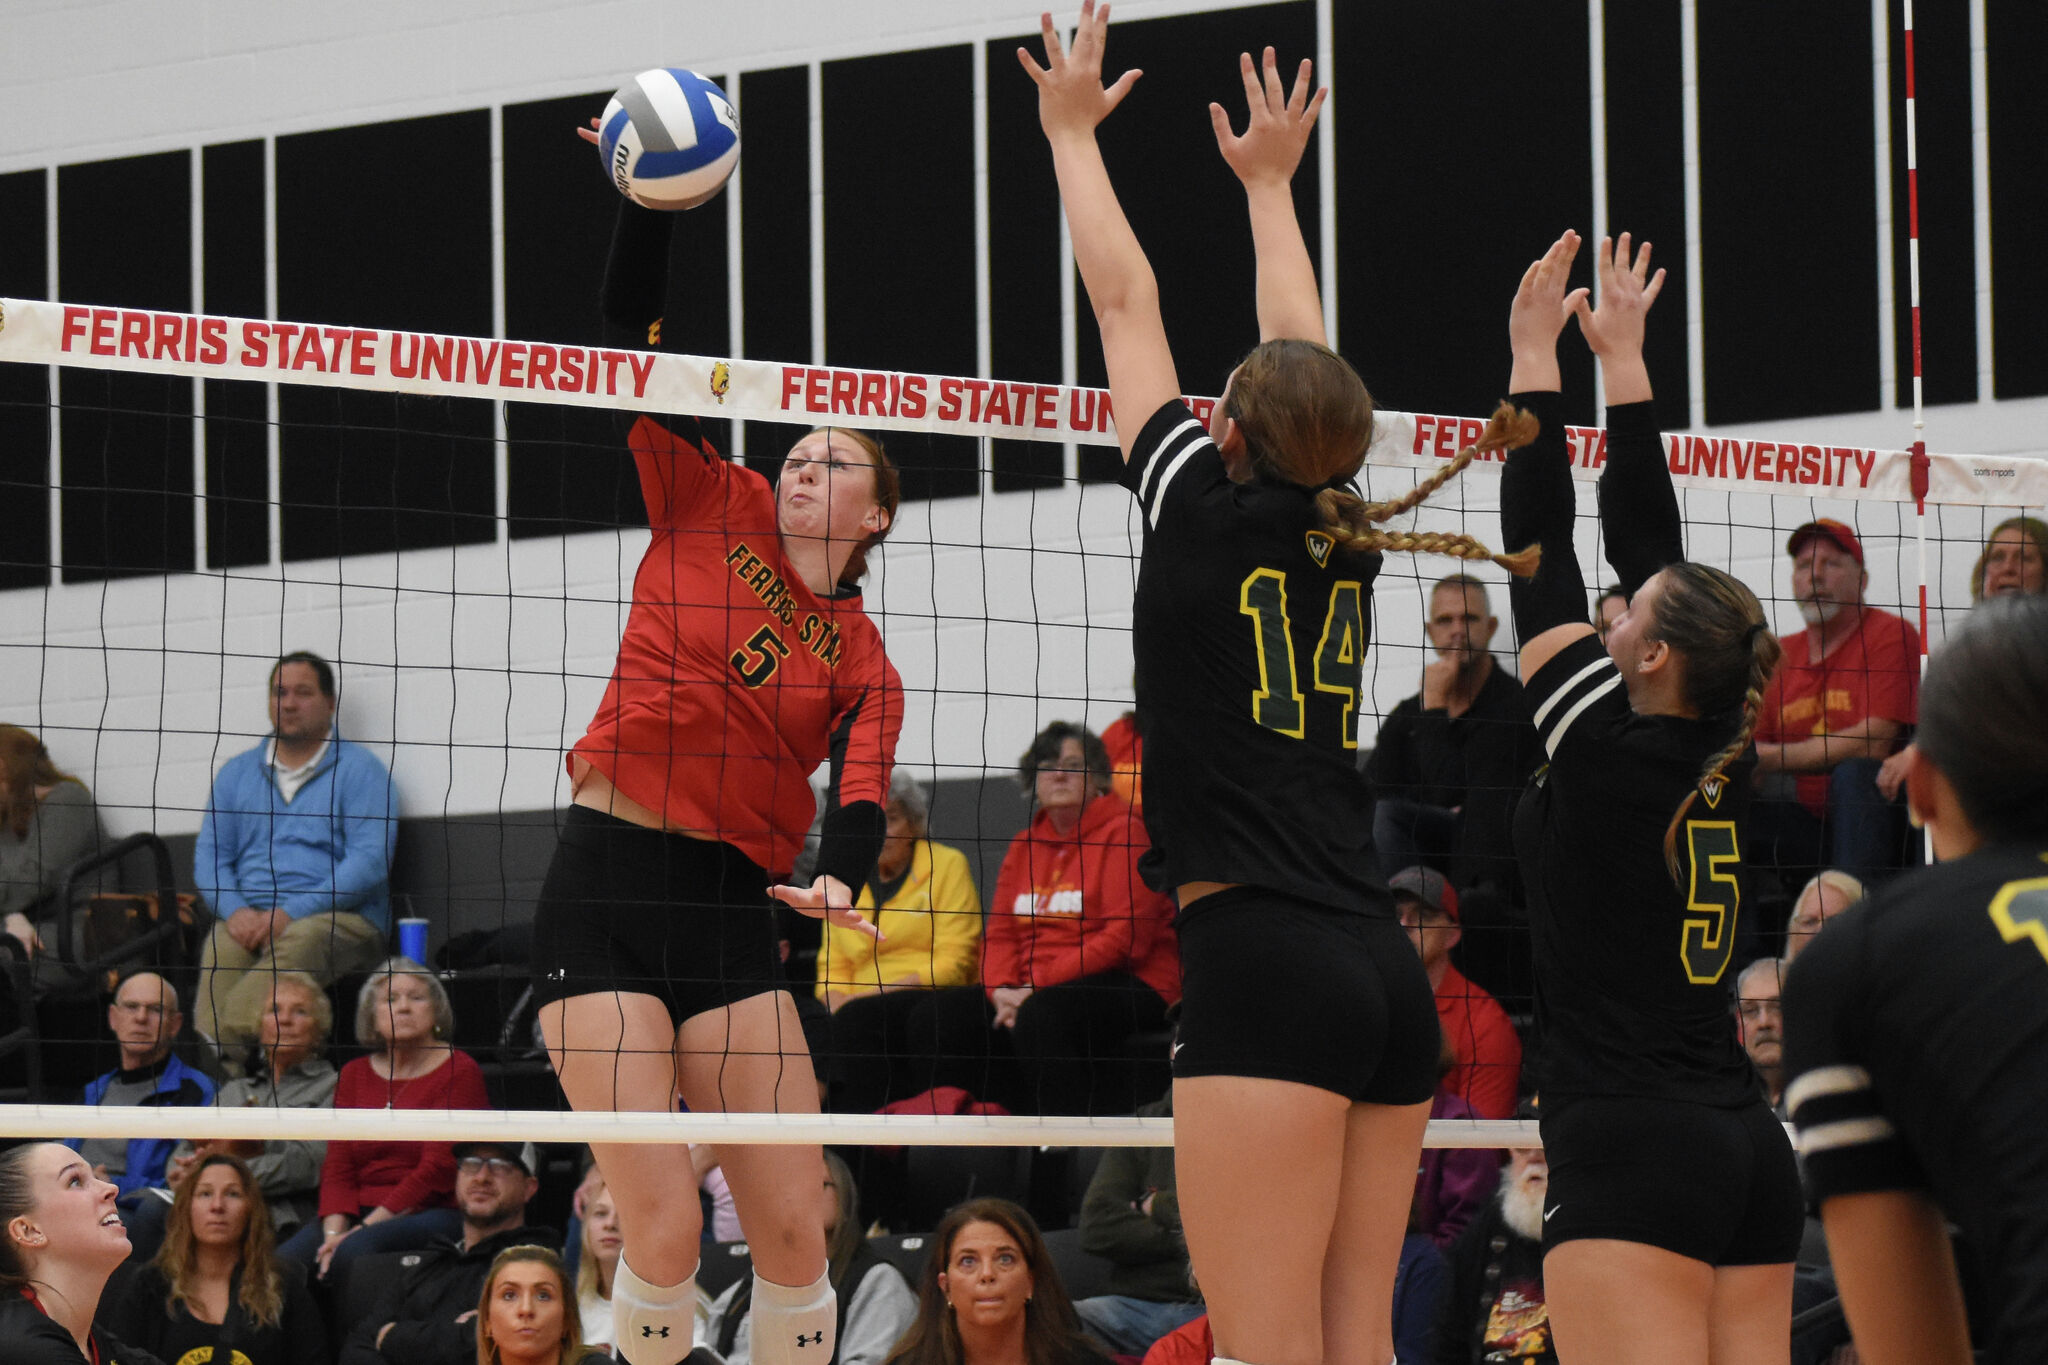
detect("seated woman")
[909,723,1178,1116]
[278,957,488,1286]
[0,1142,156,1365]
[105,1153,327,1365]
[477,1244,609,1365]
[0,725,106,976]
[574,1180,621,1349]
[818,770,982,1112]
[701,1152,915,1365]
[885,1198,1107,1365]
[130,971,339,1262]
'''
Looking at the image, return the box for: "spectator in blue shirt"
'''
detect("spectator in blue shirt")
[66,969,215,1205]
[193,651,397,1061]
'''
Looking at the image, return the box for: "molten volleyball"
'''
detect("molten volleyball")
[598,68,740,210]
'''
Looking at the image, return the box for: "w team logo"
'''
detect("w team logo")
[1700,776,1726,809]
[711,360,732,404]
[1304,530,1334,568]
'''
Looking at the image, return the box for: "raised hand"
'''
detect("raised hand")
[576,115,600,147]
[1573,232,1664,359]
[1510,231,1587,362]
[1017,1,1142,143]
[1210,48,1326,191]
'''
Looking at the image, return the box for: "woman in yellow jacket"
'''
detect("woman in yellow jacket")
[818,770,982,1112]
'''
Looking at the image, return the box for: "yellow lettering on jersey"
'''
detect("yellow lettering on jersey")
[1305,530,1334,568]
[1240,567,1307,738]
[1680,820,1741,984]
[1312,580,1366,748]
[1988,867,2048,966]
[727,540,800,626]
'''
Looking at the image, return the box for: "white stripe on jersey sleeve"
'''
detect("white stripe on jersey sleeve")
[1542,674,1624,758]
[1136,417,1201,504]
[1797,1116,1899,1155]
[1785,1064,1874,1113]
[1145,421,1207,530]
[1532,656,1617,730]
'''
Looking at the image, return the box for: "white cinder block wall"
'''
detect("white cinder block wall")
[1,0,2040,838]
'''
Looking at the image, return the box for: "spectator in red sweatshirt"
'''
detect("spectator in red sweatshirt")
[909,723,1178,1116]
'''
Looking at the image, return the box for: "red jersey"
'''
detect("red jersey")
[571,417,903,876]
[1101,712,1144,811]
[1755,606,1919,814]
[985,793,1180,1005]
[1435,962,1522,1120]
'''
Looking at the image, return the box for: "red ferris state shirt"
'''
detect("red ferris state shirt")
[570,416,903,877]
[1754,605,1919,815]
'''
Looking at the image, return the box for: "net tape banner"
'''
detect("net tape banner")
[3,297,2041,508]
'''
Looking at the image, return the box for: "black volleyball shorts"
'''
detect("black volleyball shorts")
[1172,886,1439,1105]
[530,805,786,1025]
[1539,1094,1804,1266]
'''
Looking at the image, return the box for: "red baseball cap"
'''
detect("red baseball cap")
[1390,866,1459,924]
[1787,518,1864,567]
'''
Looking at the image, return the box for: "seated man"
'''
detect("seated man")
[1394,867,1520,1119]
[1781,869,1865,964]
[1751,521,1918,886]
[340,1140,551,1365]
[193,650,397,1057]
[1733,957,1787,1113]
[1074,1083,1202,1356]
[1365,574,1539,893]
[65,969,216,1204]
[1434,1119,1555,1365]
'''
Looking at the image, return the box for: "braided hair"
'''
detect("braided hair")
[1648,563,1782,882]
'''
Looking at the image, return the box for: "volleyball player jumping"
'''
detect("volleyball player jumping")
[1024,10,1536,1364]
[1501,230,1801,1362]
[532,174,904,1365]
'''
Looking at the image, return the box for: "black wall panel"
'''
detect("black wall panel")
[275,110,495,561]
[57,150,195,583]
[1337,1,1593,424]
[823,45,979,503]
[1986,2,2048,398]
[0,169,49,591]
[1604,0,1690,419]
[739,65,814,475]
[1888,0,1977,408]
[202,139,271,570]
[1699,0,1878,425]
[1077,2,1317,483]
[504,90,650,539]
[986,32,1066,494]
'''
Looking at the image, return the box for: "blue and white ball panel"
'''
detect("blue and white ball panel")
[599,68,740,211]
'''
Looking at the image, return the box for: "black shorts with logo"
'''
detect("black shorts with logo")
[1539,1094,1803,1266]
[530,805,786,1025]
[1173,887,1438,1105]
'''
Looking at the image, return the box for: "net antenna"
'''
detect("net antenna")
[1902,0,1934,863]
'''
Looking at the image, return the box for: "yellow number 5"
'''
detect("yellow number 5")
[1682,820,1741,984]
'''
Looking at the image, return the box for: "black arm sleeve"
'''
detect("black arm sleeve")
[1498,389,1588,642]
[599,198,674,349]
[814,800,887,893]
[1596,399,1684,598]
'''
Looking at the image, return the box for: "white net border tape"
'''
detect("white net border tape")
[0,1104,1541,1148]
[3,298,2041,508]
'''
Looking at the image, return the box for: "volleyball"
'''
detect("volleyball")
[598,68,740,210]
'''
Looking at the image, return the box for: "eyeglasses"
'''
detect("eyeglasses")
[457,1156,525,1178]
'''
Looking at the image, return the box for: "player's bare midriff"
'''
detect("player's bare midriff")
[569,755,719,841]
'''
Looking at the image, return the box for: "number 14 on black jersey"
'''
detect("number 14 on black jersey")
[1239,567,1366,747]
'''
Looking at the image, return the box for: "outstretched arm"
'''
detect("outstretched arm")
[1020,2,1178,462]
[1211,48,1328,345]
[1501,231,1596,681]
[1576,233,1682,597]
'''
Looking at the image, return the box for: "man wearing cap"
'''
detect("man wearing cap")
[1393,867,1521,1120]
[340,1140,552,1365]
[1751,519,1918,885]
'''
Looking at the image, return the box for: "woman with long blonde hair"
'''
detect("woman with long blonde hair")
[105,1152,327,1365]
[478,1244,608,1365]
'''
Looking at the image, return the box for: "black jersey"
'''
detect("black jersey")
[1782,845,2048,1363]
[1117,399,1389,916]
[1513,633,1759,1105]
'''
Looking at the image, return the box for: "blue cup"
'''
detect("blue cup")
[397,917,430,964]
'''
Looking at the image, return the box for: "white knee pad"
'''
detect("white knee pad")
[747,1269,836,1365]
[612,1251,699,1365]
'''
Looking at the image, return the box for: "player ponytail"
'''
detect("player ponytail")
[1915,594,2048,843]
[1224,341,1540,576]
[1650,562,1781,882]
[812,427,900,586]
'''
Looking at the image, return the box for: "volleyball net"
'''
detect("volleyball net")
[0,296,2042,1160]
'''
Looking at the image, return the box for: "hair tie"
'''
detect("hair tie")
[1742,622,1767,648]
